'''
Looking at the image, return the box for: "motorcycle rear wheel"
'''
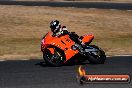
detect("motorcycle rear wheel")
[43,47,65,66]
[86,45,106,64]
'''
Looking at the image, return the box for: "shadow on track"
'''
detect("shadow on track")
[35,54,108,67]
[35,54,90,67]
[35,61,90,67]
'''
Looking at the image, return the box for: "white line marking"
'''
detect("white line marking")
[106,56,111,57]
[0,60,5,62]
[114,55,132,57]
[107,55,132,58]
[19,59,30,61]
[89,8,96,10]
[127,10,132,12]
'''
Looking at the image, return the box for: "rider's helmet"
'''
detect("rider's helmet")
[50,20,61,33]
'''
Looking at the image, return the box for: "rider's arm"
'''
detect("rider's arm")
[61,26,69,35]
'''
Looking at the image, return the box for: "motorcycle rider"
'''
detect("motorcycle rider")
[50,20,85,49]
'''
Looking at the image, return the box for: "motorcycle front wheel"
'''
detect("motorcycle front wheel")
[43,47,65,66]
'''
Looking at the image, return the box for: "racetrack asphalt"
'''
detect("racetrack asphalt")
[0,56,132,88]
[0,1,132,88]
[0,1,132,10]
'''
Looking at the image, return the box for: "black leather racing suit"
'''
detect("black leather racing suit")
[52,26,82,45]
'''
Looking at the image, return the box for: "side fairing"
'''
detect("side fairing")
[41,31,79,61]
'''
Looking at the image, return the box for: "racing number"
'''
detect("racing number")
[61,38,71,45]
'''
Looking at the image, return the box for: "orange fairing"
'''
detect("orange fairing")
[82,34,94,44]
[41,31,79,61]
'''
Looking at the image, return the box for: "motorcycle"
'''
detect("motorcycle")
[41,31,106,66]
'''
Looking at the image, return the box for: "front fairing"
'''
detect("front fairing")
[41,31,79,61]
[42,32,73,50]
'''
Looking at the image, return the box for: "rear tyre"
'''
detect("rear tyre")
[43,47,65,66]
[86,45,106,64]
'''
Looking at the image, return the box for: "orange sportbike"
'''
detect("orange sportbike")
[41,31,106,66]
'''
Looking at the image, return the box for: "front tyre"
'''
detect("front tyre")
[43,47,65,66]
[87,45,106,64]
